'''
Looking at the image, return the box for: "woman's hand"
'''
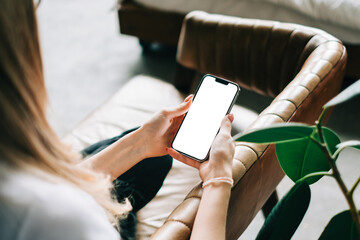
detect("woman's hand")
[167,114,235,240]
[140,95,193,158]
[167,114,235,182]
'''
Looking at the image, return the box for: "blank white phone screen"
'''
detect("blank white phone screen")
[172,76,239,161]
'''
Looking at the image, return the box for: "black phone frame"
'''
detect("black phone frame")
[171,74,240,162]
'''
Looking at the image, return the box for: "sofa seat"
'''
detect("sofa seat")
[62,75,258,239]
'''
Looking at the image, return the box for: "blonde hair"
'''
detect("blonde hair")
[0,0,130,226]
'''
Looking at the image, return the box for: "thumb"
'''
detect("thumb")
[219,114,233,135]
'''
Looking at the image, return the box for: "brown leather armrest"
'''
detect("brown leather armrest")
[176,11,342,97]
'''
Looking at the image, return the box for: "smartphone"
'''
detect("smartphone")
[171,74,240,162]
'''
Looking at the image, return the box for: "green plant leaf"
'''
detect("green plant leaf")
[324,79,360,108]
[233,123,314,144]
[297,171,333,183]
[322,127,342,156]
[275,127,340,184]
[256,181,311,240]
[319,210,360,240]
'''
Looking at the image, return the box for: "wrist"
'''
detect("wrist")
[202,177,233,189]
[201,169,233,183]
[202,181,232,196]
[82,127,149,181]
[132,126,150,159]
[112,126,150,162]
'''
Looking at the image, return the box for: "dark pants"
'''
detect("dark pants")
[81,127,173,240]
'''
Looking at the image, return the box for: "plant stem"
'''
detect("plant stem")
[349,175,360,197]
[316,108,360,235]
[316,108,333,154]
[317,107,329,128]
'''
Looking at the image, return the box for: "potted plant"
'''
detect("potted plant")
[235,80,360,239]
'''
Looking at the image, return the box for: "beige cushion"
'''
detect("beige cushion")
[63,75,258,238]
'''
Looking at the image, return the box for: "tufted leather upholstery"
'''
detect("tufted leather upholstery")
[151,11,347,239]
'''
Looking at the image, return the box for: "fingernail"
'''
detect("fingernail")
[184,95,193,102]
[227,113,234,122]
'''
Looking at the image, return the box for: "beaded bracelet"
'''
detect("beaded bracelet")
[202,177,234,188]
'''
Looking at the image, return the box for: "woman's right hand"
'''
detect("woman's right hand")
[166,114,235,182]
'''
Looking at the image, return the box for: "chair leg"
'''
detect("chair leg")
[139,39,177,56]
[262,190,279,218]
[139,39,151,53]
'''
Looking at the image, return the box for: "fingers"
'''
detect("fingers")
[184,94,193,102]
[218,114,234,136]
[166,147,201,169]
[227,113,234,123]
[166,95,193,119]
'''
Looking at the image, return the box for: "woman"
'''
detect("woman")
[0,0,235,239]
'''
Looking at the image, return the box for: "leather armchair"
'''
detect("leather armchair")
[64,10,346,240]
[150,11,347,239]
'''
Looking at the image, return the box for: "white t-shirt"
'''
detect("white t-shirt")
[0,167,120,240]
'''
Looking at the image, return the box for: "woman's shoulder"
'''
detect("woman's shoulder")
[0,168,120,240]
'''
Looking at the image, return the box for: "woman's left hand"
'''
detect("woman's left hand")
[140,95,193,158]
